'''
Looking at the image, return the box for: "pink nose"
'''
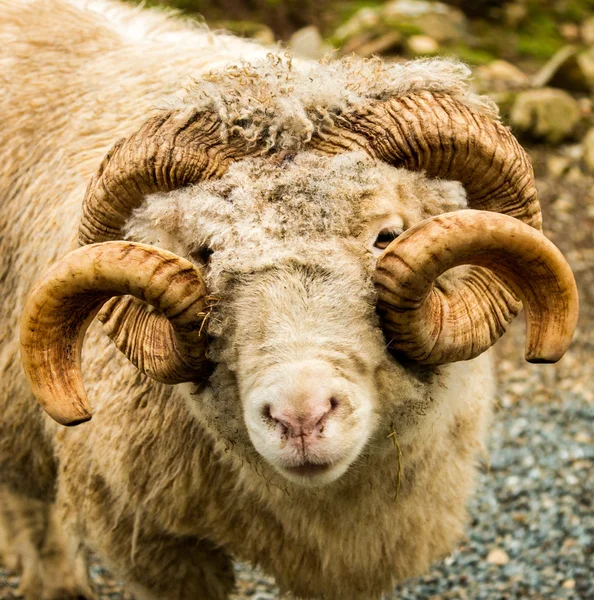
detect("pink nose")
[267,397,338,438]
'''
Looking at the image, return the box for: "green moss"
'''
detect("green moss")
[444,43,496,66]
[389,22,423,37]
[332,0,383,22]
[516,35,563,60]
[516,13,564,59]
[546,0,594,22]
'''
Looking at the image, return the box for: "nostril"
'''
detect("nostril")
[261,404,273,422]
[329,396,339,411]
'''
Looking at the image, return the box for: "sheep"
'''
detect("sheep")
[0,0,579,599]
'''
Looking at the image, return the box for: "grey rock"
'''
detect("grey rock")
[406,34,439,56]
[332,7,382,45]
[474,60,529,94]
[333,0,466,50]
[581,16,594,46]
[503,2,528,28]
[351,31,403,58]
[510,88,581,144]
[383,0,466,43]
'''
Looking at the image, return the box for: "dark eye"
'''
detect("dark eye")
[374,228,401,251]
[190,247,213,265]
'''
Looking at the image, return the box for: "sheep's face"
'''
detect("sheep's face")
[126,151,467,487]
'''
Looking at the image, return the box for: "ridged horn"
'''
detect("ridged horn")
[20,242,210,426]
[352,91,551,362]
[375,210,578,363]
[77,108,255,372]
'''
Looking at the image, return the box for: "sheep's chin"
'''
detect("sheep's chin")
[272,457,353,488]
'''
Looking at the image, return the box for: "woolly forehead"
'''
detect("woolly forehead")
[125,152,467,263]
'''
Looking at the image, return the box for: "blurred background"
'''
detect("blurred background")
[1,1,593,599]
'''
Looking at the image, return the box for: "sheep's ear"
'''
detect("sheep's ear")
[20,242,211,426]
[375,210,578,364]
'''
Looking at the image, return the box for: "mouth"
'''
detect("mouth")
[283,461,333,476]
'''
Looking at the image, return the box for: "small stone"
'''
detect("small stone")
[486,548,510,565]
[332,7,381,45]
[547,155,572,178]
[503,3,527,27]
[578,97,593,117]
[574,431,591,444]
[562,579,576,589]
[581,127,594,173]
[582,16,594,45]
[576,47,594,82]
[474,60,529,93]
[353,31,402,57]
[382,0,467,43]
[251,26,275,46]
[289,26,333,60]
[406,34,439,56]
[560,23,580,42]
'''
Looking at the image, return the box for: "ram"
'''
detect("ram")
[0,1,578,599]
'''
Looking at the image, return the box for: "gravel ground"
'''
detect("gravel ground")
[1,144,592,599]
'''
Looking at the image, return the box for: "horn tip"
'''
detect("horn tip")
[525,347,566,364]
[43,403,93,427]
[62,414,93,427]
[526,356,559,365]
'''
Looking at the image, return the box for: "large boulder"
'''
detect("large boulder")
[510,88,581,144]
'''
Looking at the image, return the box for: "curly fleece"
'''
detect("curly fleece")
[171,54,499,150]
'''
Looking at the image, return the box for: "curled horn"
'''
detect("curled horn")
[375,211,578,363]
[79,109,245,245]
[77,109,256,377]
[348,91,577,362]
[20,242,210,425]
